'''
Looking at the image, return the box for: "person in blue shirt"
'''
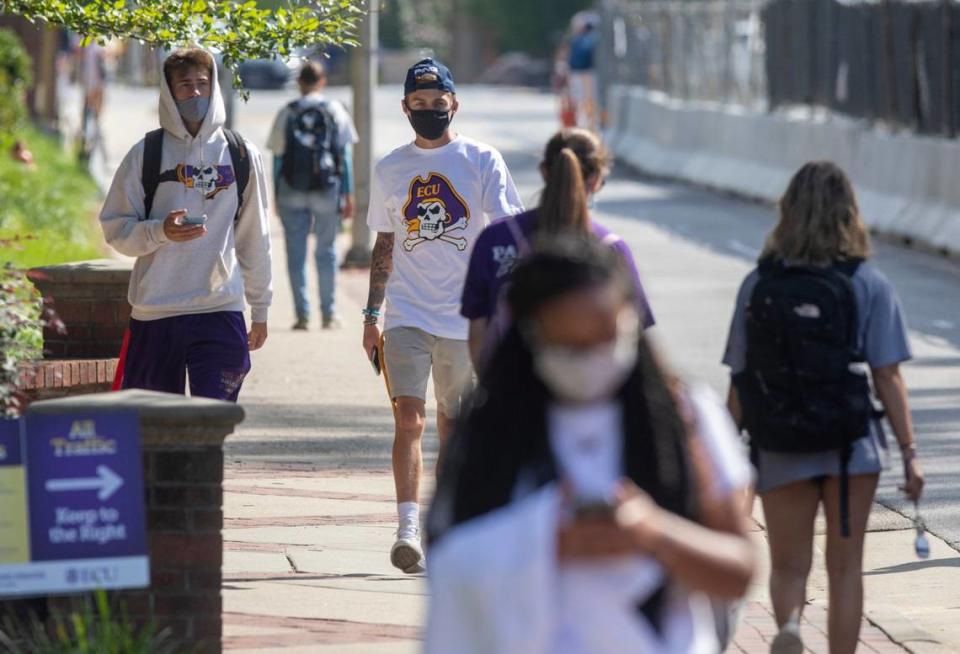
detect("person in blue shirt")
[567,12,600,132]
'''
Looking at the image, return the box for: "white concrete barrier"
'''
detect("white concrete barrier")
[605,86,960,255]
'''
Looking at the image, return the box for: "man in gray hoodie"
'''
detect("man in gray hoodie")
[99,48,272,401]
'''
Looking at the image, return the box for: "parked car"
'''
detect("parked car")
[237,57,291,89]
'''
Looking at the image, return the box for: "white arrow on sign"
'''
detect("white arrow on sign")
[45,465,125,501]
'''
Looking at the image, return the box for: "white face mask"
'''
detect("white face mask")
[532,311,640,404]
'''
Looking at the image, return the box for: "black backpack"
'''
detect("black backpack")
[733,258,875,535]
[280,100,341,191]
[141,127,250,222]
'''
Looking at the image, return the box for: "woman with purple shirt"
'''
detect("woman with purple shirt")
[461,128,654,367]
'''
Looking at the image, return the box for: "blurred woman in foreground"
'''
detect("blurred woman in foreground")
[426,237,756,654]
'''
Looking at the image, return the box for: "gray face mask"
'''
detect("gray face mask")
[176,96,210,124]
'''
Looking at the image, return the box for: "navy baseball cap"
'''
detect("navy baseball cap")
[404,58,456,96]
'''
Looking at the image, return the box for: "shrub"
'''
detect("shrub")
[0,244,61,417]
[0,29,32,141]
[0,589,179,654]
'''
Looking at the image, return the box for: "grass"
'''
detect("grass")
[0,126,103,268]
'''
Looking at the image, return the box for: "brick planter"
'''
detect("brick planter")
[28,389,244,654]
[17,359,118,403]
[29,258,132,359]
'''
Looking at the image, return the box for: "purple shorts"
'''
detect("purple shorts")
[122,311,250,403]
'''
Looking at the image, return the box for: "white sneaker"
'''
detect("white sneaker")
[391,524,425,574]
[770,622,803,654]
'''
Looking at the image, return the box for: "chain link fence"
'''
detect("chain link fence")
[596,0,960,137]
[764,0,960,136]
[596,0,768,109]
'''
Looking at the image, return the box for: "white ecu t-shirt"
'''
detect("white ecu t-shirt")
[366,135,524,340]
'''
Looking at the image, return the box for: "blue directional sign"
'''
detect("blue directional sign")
[0,411,148,598]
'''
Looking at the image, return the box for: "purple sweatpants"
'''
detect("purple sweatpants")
[122,311,250,403]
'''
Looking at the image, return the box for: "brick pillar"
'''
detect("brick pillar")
[28,389,244,654]
[29,259,133,359]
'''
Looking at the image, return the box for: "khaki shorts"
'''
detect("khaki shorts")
[382,326,473,419]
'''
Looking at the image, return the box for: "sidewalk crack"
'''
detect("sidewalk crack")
[284,551,302,574]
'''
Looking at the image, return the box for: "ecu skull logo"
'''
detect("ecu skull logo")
[401,172,471,251]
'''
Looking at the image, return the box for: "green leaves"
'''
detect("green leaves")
[0,29,32,137]
[2,0,364,93]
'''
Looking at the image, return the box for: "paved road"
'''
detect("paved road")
[99,82,960,651]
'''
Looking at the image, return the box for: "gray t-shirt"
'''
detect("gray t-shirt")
[723,261,912,374]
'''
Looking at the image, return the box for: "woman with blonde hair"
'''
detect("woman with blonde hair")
[723,161,924,654]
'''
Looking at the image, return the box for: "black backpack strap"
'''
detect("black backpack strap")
[223,128,250,223]
[327,102,343,177]
[141,128,164,220]
[834,257,863,277]
[756,256,783,277]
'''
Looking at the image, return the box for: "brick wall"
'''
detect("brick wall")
[18,359,118,402]
[139,444,226,646]
[30,259,132,359]
[32,390,244,654]
[15,259,132,407]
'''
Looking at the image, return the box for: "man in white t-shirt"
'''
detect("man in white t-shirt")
[362,58,524,573]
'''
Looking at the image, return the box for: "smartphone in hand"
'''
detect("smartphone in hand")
[182,214,208,226]
[571,498,616,520]
[370,345,382,376]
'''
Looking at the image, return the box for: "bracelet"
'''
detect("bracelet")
[361,308,381,318]
[899,443,917,460]
[363,317,379,326]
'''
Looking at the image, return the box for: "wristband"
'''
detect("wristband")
[361,308,381,318]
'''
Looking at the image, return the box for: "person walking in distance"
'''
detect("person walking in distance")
[267,60,358,330]
[567,11,600,132]
[100,48,272,402]
[362,58,524,573]
[724,161,925,654]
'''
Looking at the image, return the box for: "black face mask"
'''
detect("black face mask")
[407,107,453,140]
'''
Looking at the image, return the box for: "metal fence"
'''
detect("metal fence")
[596,0,768,108]
[597,0,960,137]
[764,0,960,136]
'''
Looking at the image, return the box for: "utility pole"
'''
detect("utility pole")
[342,0,379,269]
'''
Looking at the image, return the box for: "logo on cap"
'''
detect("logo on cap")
[414,65,440,85]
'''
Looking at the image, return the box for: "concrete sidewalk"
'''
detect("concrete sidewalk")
[93,82,957,654]
[219,236,951,653]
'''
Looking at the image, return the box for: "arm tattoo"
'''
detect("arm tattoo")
[366,232,394,310]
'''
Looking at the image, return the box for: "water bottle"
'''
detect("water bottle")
[913,502,930,559]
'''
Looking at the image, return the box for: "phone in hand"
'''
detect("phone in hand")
[182,214,208,226]
[571,498,616,520]
[370,345,382,376]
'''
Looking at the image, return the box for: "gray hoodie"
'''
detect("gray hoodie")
[99,57,272,323]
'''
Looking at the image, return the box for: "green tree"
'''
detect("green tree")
[1,0,364,91]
